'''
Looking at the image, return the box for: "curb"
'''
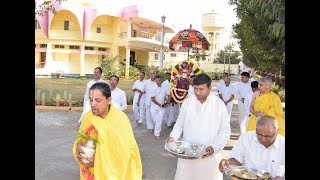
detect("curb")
[35,105,133,112]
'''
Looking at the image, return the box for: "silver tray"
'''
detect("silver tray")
[225,166,274,180]
[164,140,206,159]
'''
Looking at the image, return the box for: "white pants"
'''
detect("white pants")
[165,103,176,126]
[145,105,153,130]
[238,99,246,134]
[132,98,140,121]
[226,102,233,120]
[150,104,165,136]
[138,103,146,123]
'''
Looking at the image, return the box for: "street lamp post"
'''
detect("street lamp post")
[159,15,166,71]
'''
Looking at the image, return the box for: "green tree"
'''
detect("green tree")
[229,0,285,74]
[214,43,242,64]
[35,0,67,16]
[98,55,125,79]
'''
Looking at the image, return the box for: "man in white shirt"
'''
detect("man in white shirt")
[139,69,156,133]
[218,77,236,119]
[219,115,285,180]
[109,75,127,111]
[244,81,259,129]
[78,67,106,126]
[166,74,231,180]
[151,74,170,139]
[132,72,146,125]
[236,71,252,134]
[216,72,228,94]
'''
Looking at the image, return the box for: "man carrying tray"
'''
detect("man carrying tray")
[165,74,231,180]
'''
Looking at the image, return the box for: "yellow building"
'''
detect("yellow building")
[35,1,175,77]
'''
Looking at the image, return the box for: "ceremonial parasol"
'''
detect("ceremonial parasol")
[169,24,210,59]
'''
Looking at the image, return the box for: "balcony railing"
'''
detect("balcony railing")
[118,31,169,43]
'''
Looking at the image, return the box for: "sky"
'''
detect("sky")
[92,0,238,33]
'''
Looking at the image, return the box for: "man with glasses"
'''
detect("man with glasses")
[218,115,285,180]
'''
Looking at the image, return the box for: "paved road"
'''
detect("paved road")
[35,75,243,180]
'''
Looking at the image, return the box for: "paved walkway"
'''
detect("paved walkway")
[35,75,244,180]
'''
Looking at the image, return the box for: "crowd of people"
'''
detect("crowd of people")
[73,66,285,180]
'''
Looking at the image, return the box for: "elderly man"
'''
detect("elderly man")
[139,69,156,133]
[166,73,231,180]
[219,115,285,180]
[218,76,236,119]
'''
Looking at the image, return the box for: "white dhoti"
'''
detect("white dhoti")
[175,154,222,180]
[150,104,165,136]
[132,99,140,121]
[237,99,246,134]
[226,102,233,119]
[138,103,146,123]
[165,103,176,126]
[145,105,153,130]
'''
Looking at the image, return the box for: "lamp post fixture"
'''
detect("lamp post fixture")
[159,15,166,71]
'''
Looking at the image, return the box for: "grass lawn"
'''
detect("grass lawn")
[35,77,136,106]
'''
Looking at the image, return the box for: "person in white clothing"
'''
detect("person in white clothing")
[109,75,127,111]
[139,69,156,133]
[166,73,231,180]
[78,67,106,126]
[216,72,228,94]
[244,81,259,129]
[236,71,252,134]
[132,72,146,125]
[162,72,175,128]
[218,77,236,119]
[219,115,285,180]
[151,74,170,139]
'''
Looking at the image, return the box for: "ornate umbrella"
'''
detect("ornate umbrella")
[169,24,210,59]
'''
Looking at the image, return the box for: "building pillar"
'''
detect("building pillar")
[125,46,130,78]
[80,45,85,76]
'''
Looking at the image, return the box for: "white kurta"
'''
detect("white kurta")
[236,80,252,134]
[231,131,285,177]
[150,83,170,136]
[219,84,236,118]
[216,79,225,93]
[141,79,156,129]
[111,87,127,111]
[170,94,231,180]
[132,79,146,121]
[78,78,106,124]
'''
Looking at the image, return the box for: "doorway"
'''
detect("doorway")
[40,52,46,68]
[130,51,135,66]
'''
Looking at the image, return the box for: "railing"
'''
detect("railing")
[118,31,170,43]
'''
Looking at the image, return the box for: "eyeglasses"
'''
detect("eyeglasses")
[256,131,277,140]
